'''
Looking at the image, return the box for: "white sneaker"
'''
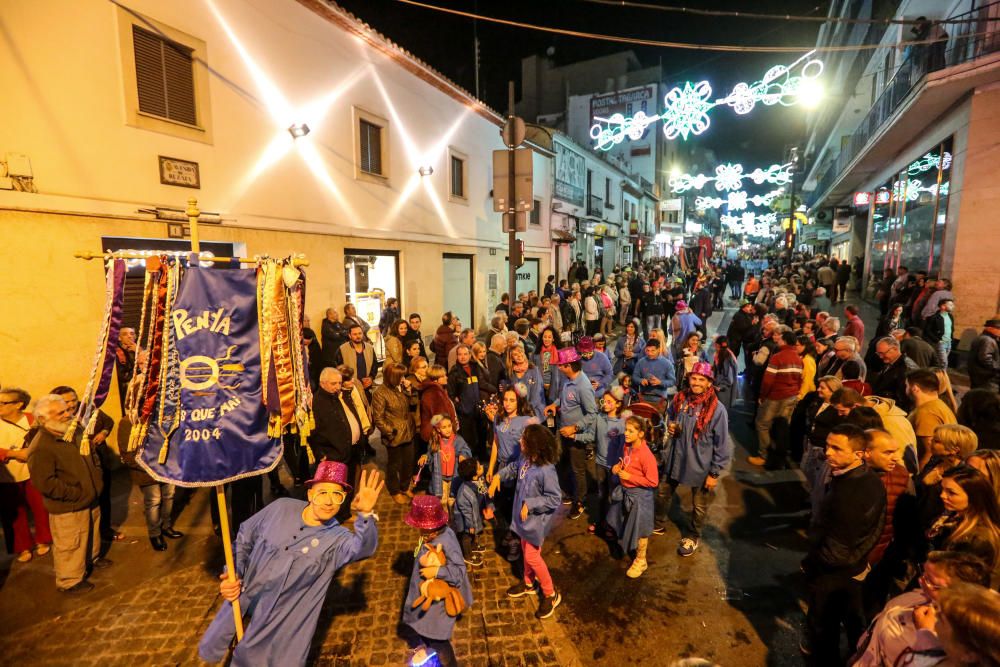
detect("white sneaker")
[677,538,699,557]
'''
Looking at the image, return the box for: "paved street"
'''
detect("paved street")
[0,299,886,666]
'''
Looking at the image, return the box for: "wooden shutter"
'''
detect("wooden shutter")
[360,120,382,175]
[132,25,196,125]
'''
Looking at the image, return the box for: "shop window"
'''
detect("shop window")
[344,250,399,338]
[530,199,541,225]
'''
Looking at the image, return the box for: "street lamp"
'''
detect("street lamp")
[287,123,310,139]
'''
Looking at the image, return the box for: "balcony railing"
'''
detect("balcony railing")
[588,195,603,217]
[811,9,1000,205]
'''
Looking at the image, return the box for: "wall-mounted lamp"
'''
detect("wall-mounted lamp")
[418,165,434,177]
[288,123,311,139]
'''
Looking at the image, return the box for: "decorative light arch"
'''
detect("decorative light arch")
[672,163,792,193]
[590,51,823,149]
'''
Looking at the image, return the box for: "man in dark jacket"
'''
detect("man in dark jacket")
[897,327,937,369]
[726,300,757,358]
[404,312,428,360]
[870,337,918,411]
[27,394,107,593]
[802,423,886,663]
[689,280,713,336]
[320,308,347,369]
[309,368,365,514]
[968,318,1000,391]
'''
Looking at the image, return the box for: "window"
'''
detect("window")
[530,199,541,225]
[360,121,383,175]
[450,156,464,197]
[132,25,197,125]
[116,8,211,143]
[354,107,390,184]
[448,148,468,202]
[605,177,611,204]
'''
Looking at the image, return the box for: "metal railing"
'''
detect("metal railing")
[811,9,1000,205]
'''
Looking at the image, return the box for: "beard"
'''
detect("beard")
[44,419,71,436]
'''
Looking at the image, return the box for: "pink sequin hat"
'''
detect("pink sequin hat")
[556,347,581,365]
[304,461,352,491]
[576,336,595,353]
[404,495,449,530]
[690,361,714,380]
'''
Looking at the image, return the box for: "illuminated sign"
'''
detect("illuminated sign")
[875,190,891,205]
[853,191,872,206]
[590,52,823,147]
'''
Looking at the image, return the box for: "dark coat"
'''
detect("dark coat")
[309,388,362,463]
[321,319,347,367]
[922,312,953,345]
[27,428,103,514]
[804,464,886,577]
[870,355,918,410]
[969,332,1000,389]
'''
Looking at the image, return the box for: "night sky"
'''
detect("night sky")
[334,0,826,166]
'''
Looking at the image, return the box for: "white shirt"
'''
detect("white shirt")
[1,415,32,483]
[852,590,942,667]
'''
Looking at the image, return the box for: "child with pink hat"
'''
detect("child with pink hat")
[402,495,473,666]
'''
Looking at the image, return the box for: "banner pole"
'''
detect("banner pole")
[187,198,245,642]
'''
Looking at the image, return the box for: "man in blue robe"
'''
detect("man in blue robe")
[199,463,383,666]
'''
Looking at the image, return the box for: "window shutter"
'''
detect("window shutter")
[360,120,382,175]
[132,25,196,125]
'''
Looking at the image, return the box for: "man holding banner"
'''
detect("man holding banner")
[199,462,383,665]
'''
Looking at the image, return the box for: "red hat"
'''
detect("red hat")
[690,361,714,380]
[404,495,449,530]
[576,336,595,353]
[556,347,581,365]
[304,461,352,491]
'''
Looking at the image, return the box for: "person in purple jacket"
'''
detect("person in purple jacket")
[489,424,563,619]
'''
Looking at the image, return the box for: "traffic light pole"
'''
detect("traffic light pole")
[507,81,517,305]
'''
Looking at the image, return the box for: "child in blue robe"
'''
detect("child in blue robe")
[418,414,472,504]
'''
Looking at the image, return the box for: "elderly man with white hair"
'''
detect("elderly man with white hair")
[27,394,109,593]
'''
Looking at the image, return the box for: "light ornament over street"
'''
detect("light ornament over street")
[671,163,792,193]
[694,189,782,211]
[590,51,823,149]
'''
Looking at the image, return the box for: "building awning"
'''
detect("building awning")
[551,229,576,243]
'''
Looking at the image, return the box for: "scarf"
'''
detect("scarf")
[671,386,719,443]
[512,359,529,376]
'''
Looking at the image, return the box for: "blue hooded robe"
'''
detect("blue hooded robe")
[198,498,378,666]
[402,527,474,641]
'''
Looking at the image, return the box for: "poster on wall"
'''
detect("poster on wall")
[554,142,586,207]
[589,85,656,139]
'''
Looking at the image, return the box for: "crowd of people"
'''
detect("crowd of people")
[2,250,1000,667]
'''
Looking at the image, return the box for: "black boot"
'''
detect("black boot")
[150,536,167,551]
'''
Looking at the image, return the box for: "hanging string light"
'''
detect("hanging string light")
[591,51,823,148]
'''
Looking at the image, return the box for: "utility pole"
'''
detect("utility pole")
[507,81,517,302]
[473,0,481,100]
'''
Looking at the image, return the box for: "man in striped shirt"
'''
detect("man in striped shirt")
[749,330,803,467]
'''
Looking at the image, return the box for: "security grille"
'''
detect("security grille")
[133,25,197,125]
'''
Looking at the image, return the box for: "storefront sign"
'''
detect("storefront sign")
[659,198,683,212]
[589,85,656,124]
[832,217,852,234]
[554,142,586,207]
[506,257,539,295]
[853,191,871,206]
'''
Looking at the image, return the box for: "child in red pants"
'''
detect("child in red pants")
[489,423,562,618]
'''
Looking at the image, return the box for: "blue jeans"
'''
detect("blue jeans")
[935,340,951,369]
[645,315,662,336]
[141,482,176,537]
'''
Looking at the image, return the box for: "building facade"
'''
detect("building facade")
[0,0,554,406]
[802,0,1000,342]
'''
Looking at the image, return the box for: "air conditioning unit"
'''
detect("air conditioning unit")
[814,209,832,223]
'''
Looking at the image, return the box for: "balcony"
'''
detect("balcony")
[587,195,603,217]
[810,11,1000,206]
